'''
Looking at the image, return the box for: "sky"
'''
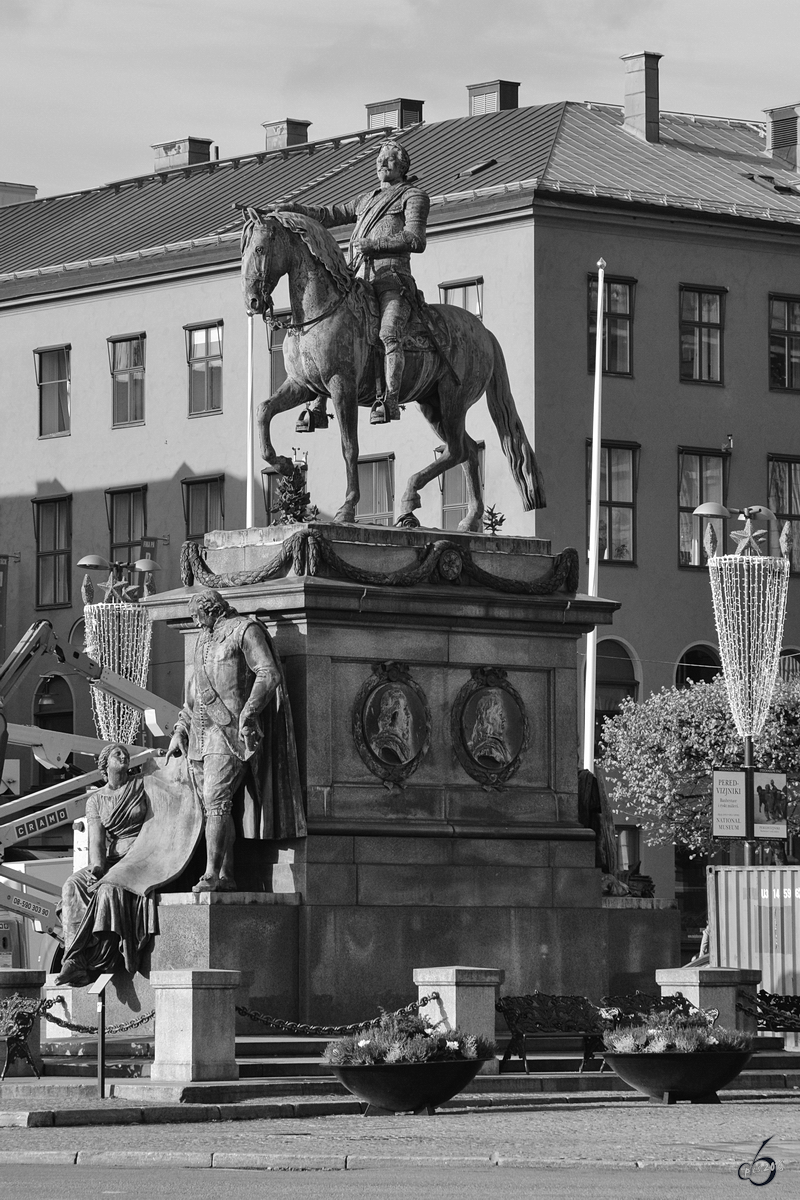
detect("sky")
[4,0,800,199]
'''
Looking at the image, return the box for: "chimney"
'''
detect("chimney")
[262,118,312,153]
[151,136,214,173]
[467,80,519,117]
[620,51,662,143]
[764,104,800,171]
[365,98,423,131]
[0,181,37,207]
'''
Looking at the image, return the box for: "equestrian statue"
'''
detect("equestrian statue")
[241,138,545,532]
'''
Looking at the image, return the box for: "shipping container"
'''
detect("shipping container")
[708,865,800,997]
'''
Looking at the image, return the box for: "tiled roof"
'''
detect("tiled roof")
[1,100,800,279]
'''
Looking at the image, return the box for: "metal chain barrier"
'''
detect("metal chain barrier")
[42,997,155,1037]
[737,990,800,1032]
[234,992,442,1037]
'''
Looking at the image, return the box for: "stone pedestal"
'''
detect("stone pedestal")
[150,969,240,1082]
[0,968,45,1077]
[655,965,762,1033]
[414,965,504,1075]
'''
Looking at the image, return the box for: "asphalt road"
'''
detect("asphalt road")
[0,1165,793,1200]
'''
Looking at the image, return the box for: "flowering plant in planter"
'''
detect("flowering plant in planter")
[322,1009,496,1067]
[602,1010,751,1055]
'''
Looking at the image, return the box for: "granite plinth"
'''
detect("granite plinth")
[150,969,240,1082]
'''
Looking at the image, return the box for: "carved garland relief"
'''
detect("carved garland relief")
[352,661,530,790]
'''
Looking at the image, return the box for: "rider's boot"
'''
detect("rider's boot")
[383,348,404,421]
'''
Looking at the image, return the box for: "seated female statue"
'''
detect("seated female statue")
[55,743,157,987]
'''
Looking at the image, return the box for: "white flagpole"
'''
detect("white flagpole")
[583,257,606,772]
[246,314,255,528]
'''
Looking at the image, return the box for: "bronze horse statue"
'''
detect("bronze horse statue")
[241,209,545,530]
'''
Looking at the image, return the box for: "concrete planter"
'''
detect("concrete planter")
[603,1050,752,1104]
[330,1059,483,1113]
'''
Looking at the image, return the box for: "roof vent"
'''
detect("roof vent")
[764,105,800,170]
[0,181,37,207]
[151,136,214,173]
[467,80,519,116]
[365,98,423,131]
[262,118,312,153]
[620,51,662,143]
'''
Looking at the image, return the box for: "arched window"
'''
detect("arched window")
[595,640,638,746]
[676,644,721,689]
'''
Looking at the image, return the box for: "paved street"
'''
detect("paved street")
[0,1164,793,1200]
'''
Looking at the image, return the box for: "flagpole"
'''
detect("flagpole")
[246,313,255,528]
[583,258,606,772]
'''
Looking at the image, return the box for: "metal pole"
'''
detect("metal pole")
[743,733,754,866]
[97,990,106,1100]
[246,314,255,528]
[582,258,606,772]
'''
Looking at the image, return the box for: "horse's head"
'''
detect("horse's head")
[241,209,289,316]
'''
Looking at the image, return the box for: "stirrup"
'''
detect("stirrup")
[370,400,389,425]
[295,407,313,434]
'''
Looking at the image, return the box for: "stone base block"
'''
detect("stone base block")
[655,965,762,1032]
[150,969,240,1082]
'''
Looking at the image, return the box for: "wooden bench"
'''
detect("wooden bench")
[496,990,686,1074]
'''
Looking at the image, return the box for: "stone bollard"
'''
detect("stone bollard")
[0,968,46,1077]
[655,965,762,1034]
[150,969,241,1082]
[413,966,504,1075]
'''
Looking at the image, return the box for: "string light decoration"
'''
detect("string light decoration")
[84,602,152,744]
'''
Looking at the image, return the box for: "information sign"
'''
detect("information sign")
[712,771,747,837]
[753,772,788,839]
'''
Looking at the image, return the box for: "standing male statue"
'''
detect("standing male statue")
[279,139,430,424]
[167,589,305,892]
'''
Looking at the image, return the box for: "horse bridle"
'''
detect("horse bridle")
[249,218,354,335]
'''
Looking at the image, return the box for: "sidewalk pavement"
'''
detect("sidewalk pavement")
[1,1092,800,1171]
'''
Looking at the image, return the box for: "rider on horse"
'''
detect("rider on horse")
[277,140,430,424]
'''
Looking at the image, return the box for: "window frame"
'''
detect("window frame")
[181,474,225,542]
[678,446,730,569]
[107,332,146,427]
[587,274,635,377]
[356,454,395,527]
[268,310,291,394]
[679,285,726,386]
[185,319,224,417]
[31,494,72,609]
[768,454,800,572]
[439,277,484,321]
[105,484,147,566]
[33,343,71,439]
[768,294,800,393]
[585,440,640,567]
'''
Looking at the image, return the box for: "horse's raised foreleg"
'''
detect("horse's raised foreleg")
[329,378,360,523]
[257,378,317,476]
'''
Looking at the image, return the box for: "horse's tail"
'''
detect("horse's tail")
[485,331,546,510]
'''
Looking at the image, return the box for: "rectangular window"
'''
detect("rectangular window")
[34,345,71,437]
[768,456,800,572]
[32,495,71,607]
[769,296,800,391]
[586,442,638,564]
[678,449,727,567]
[680,287,724,384]
[440,444,485,530]
[269,316,289,393]
[182,475,224,541]
[356,456,394,526]
[186,321,223,415]
[439,277,483,321]
[108,334,145,425]
[106,486,146,565]
[588,278,633,375]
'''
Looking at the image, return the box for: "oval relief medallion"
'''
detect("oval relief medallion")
[451,667,530,788]
[353,661,431,784]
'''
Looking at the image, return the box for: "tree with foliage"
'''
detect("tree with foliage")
[600,676,800,855]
